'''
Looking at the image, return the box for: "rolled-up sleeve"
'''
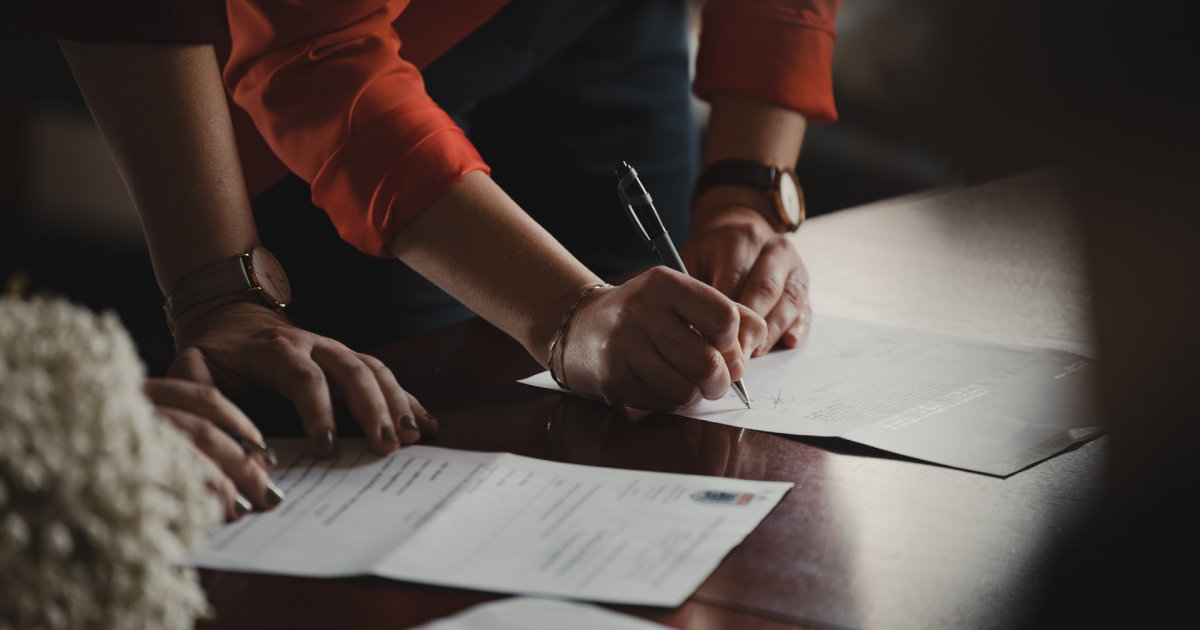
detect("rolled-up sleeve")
[223,0,489,258]
[694,0,841,124]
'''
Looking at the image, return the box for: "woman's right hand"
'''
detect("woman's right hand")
[146,377,284,522]
[557,266,769,412]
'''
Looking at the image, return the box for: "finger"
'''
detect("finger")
[737,239,798,316]
[188,445,244,521]
[253,339,338,458]
[738,241,802,348]
[782,304,813,348]
[649,268,743,355]
[759,271,808,354]
[144,379,265,446]
[357,353,421,445]
[625,348,706,412]
[167,346,216,385]
[648,315,732,400]
[406,392,439,436]
[709,233,760,300]
[207,474,247,522]
[312,344,398,455]
[159,406,282,512]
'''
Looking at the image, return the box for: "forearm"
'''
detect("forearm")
[697,93,807,217]
[60,41,258,292]
[389,171,601,365]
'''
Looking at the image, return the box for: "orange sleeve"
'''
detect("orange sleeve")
[694,0,841,124]
[222,0,489,258]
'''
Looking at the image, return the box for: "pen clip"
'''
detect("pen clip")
[617,166,655,250]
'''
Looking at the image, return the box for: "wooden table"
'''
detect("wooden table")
[200,172,1105,630]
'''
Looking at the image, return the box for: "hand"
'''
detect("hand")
[145,377,283,521]
[168,297,437,459]
[557,267,768,412]
[681,205,812,355]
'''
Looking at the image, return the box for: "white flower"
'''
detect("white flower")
[1,297,221,630]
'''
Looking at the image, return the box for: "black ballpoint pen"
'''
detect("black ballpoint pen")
[615,161,752,409]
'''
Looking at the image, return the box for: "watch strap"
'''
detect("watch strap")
[164,256,252,325]
[694,159,778,199]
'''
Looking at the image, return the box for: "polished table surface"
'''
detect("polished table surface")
[200,172,1105,630]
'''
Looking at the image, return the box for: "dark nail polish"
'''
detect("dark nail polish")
[265,482,285,507]
[401,415,418,431]
[381,424,399,443]
[316,430,337,458]
[235,494,253,516]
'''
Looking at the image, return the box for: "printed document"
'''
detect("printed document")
[411,597,670,630]
[190,440,791,606]
[521,315,1101,476]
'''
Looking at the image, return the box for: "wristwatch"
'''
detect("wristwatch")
[163,246,292,328]
[694,159,806,233]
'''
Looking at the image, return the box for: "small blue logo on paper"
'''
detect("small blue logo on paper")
[691,491,754,505]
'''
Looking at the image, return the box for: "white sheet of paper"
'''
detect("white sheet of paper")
[190,440,791,606]
[410,597,670,630]
[520,315,1102,476]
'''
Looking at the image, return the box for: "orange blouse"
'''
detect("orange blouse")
[223,0,841,258]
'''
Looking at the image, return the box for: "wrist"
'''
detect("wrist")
[527,279,606,367]
[692,188,776,229]
[170,293,286,347]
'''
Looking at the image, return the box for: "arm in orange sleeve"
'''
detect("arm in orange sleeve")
[694,0,842,123]
[222,0,489,258]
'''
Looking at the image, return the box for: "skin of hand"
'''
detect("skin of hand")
[59,42,435,457]
[168,296,438,459]
[681,93,813,353]
[393,172,766,413]
[547,269,768,413]
[144,377,283,521]
[681,203,812,355]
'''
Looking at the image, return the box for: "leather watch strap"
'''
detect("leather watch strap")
[164,256,252,325]
[694,159,777,198]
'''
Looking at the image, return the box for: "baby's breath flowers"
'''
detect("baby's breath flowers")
[0,297,221,630]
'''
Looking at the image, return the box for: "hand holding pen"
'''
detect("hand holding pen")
[615,162,759,408]
[535,162,765,412]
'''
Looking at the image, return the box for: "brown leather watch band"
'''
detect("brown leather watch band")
[695,159,778,198]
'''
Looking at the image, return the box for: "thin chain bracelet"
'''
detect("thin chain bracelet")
[548,283,612,390]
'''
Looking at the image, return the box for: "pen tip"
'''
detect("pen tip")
[732,380,750,408]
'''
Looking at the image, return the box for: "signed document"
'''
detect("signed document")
[412,598,671,630]
[190,440,791,606]
[522,315,1102,476]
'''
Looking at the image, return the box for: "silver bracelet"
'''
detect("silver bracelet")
[548,283,611,390]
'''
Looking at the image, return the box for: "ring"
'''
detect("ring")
[788,274,808,292]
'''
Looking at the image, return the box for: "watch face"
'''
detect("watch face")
[778,170,804,227]
[248,246,292,307]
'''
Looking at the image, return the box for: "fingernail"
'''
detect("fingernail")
[401,415,418,431]
[381,424,399,443]
[235,494,253,516]
[316,430,337,458]
[265,482,285,507]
